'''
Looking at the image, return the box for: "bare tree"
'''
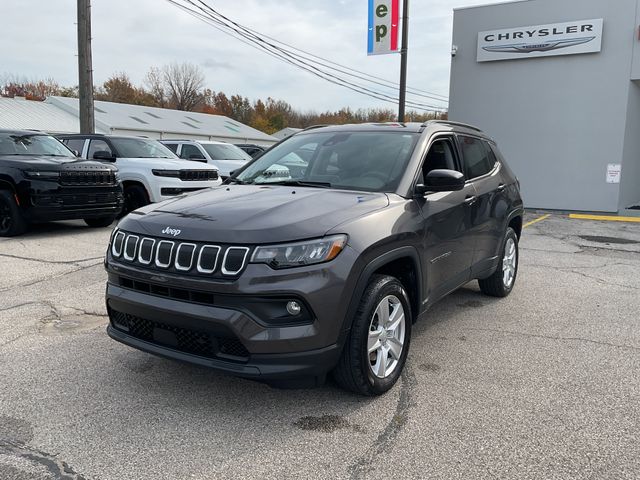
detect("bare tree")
[162,62,205,111]
[144,66,166,107]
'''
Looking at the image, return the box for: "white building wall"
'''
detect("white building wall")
[450,0,639,212]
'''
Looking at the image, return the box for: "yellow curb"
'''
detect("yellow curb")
[569,214,640,223]
[523,214,551,228]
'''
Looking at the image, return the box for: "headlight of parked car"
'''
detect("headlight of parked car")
[250,234,348,269]
[23,171,60,180]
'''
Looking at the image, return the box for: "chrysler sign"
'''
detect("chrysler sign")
[477,19,603,62]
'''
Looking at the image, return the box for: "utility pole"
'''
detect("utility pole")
[77,0,95,133]
[398,0,409,123]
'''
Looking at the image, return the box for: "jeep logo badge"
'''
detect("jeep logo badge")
[162,227,181,237]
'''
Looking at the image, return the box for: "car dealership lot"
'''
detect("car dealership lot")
[1,214,639,479]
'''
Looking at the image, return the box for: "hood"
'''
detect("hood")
[118,185,389,244]
[0,155,117,171]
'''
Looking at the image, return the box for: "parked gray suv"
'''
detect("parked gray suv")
[105,121,524,395]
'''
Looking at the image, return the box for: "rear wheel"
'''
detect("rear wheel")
[478,227,519,297]
[84,216,116,228]
[0,190,27,237]
[122,184,149,216]
[333,275,412,396]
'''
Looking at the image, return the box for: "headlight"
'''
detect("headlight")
[152,169,180,178]
[250,235,347,269]
[24,171,60,180]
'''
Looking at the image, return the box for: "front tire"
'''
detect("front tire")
[478,227,519,297]
[333,275,412,396]
[122,184,150,216]
[84,216,117,228]
[0,190,27,237]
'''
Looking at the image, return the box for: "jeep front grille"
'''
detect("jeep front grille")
[111,231,250,278]
[60,170,117,186]
[180,170,218,181]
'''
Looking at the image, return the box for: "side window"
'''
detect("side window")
[64,139,86,156]
[459,135,493,180]
[484,141,499,168]
[422,138,457,177]
[180,144,205,160]
[164,143,178,154]
[87,139,113,159]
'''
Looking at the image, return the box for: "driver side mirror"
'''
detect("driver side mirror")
[93,150,116,162]
[415,169,465,196]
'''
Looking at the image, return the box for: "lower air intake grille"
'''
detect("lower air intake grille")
[110,309,249,361]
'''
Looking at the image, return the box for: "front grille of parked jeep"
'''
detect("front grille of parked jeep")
[180,170,218,181]
[109,308,250,361]
[111,230,250,278]
[60,170,117,186]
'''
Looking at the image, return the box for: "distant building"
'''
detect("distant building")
[272,127,302,140]
[0,96,277,146]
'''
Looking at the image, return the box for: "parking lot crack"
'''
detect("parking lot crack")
[0,253,104,266]
[0,262,103,294]
[466,327,640,353]
[347,366,417,479]
[0,440,86,480]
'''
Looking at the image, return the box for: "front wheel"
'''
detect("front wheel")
[0,190,27,237]
[478,227,519,297]
[333,275,412,396]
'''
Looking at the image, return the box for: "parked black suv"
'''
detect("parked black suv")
[0,130,123,236]
[235,144,267,158]
[105,121,523,395]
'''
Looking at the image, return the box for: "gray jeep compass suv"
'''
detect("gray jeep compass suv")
[105,121,524,395]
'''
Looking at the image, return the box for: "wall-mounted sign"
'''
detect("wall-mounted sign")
[367,0,399,55]
[606,164,621,184]
[477,19,603,62]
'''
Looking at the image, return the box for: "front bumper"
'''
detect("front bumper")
[24,186,124,221]
[105,246,359,379]
[149,177,221,203]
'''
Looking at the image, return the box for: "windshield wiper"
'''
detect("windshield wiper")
[265,180,332,188]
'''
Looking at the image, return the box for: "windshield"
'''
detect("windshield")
[0,133,76,159]
[235,131,419,192]
[110,138,177,159]
[202,144,252,161]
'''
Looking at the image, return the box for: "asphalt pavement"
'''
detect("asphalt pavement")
[1,213,639,479]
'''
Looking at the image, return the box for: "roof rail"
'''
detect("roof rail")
[302,124,329,132]
[423,120,483,133]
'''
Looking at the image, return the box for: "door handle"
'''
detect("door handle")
[464,195,477,205]
[497,184,506,192]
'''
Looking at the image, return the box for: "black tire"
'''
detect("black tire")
[121,184,150,216]
[333,275,412,396]
[84,216,117,228]
[478,227,519,297]
[0,190,27,237]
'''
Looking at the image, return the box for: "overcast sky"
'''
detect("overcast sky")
[3,0,492,113]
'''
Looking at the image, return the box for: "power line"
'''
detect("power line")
[167,0,447,112]
[186,0,445,110]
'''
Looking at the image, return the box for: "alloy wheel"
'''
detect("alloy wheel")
[502,237,517,288]
[367,295,406,379]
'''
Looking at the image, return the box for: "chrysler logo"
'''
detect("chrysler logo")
[162,227,182,237]
[483,36,595,54]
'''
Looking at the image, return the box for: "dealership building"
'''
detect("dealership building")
[449,0,640,213]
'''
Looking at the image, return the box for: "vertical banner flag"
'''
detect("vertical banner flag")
[368,0,399,55]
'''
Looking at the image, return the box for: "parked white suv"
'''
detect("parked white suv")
[160,140,252,179]
[58,135,221,214]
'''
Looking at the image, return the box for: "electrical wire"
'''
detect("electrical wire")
[166,0,447,112]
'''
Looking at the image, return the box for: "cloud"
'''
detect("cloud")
[2,0,493,112]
